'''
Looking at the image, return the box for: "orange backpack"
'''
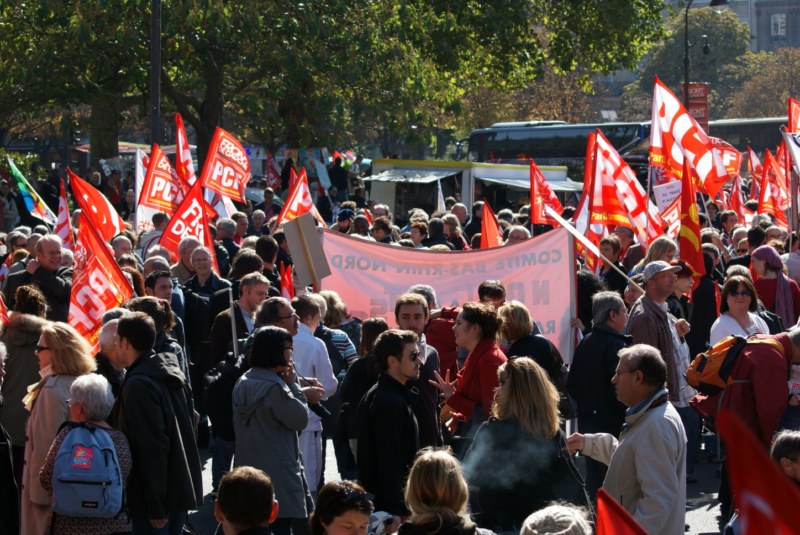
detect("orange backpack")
[686,335,784,395]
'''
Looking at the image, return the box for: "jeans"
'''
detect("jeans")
[212,436,236,489]
[676,405,701,475]
[132,512,186,535]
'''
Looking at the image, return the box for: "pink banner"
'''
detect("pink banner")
[320,227,576,360]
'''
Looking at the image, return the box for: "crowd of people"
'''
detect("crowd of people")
[0,163,799,535]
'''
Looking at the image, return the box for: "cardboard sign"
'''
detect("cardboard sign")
[283,212,331,286]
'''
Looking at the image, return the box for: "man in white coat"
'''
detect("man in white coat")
[566,344,687,535]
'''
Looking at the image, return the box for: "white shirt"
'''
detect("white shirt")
[709,312,769,346]
[293,322,338,431]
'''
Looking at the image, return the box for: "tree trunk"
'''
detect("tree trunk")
[89,93,120,166]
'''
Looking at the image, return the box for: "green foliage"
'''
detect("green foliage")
[622,8,754,120]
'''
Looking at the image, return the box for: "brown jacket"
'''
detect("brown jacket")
[625,295,682,403]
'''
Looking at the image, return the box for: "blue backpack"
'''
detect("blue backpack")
[51,422,124,517]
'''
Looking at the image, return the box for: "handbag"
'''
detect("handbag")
[558,432,595,521]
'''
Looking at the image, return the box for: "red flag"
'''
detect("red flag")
[276,168,327,227]
[140,144,183,215]
[530,159,563,225]
[789,97,800,133]
[332,150,343,164]
[573,132,602,271]
[289,167,299,192]
[0,296,10,326]
[279,262,295,300]
[595,130,665,245]
[718,411,800,534]
[69,213,134,353]
[175,113,197,189]
[363,209,373,226]
[747,146,763,201]
[730,174,754,227]
[264,152,281,190]
[199,127,251,203]
[56,178,75,251]
[158,180,219,273]
[709,137,742,180]
[67,168,127,241]
[758,150,789,227]
[679,157,706,291]
[595,488,648,535]
[479,200,503,249]
[650,76,730,198]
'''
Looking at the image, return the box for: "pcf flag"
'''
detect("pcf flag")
[199,127,251,203]
[758,150,789,227]
[649,76,730,198]
[530,159,563,225]
[56,178,74,251]
[158,180,218,273]
[140,144,183,215]
[69,213,133,353]
[67,168,127,241]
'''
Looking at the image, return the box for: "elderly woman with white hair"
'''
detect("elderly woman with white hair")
[39,373,133,534]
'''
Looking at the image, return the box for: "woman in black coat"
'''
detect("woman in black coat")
[463,358,587,532]
[566,290,630,501]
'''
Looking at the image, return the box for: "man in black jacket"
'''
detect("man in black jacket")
[395,293,442,449]
[111,312,203,534]
[3,234,71,322]
[357,329,420,516]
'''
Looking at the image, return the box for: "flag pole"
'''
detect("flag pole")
[228,287,239,360]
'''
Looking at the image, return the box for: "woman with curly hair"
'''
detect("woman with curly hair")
[0,285,48,489]
[430,302,506,440]
[20,321,96,534]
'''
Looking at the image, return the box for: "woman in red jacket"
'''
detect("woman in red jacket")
[431,301,507,437]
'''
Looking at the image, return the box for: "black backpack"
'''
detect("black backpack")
[203,355,248,441]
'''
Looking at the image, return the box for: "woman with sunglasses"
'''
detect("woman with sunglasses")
[709,275,770,345]
[20,322,96,534]
[463,357,587,532]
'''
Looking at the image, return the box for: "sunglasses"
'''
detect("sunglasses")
[736,248,748,254]
[729,291,751,298]
[34,345,50,353]
[408,351,421,362]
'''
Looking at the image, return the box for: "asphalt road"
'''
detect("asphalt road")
[186,435,727,535]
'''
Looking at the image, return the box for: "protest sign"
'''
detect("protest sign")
[320,227,576,359]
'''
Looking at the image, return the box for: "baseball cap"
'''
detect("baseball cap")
[642,260,682,283]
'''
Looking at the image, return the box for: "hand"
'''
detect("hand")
[281,362,297,385]
[429,369,456,399]
[439,404,461,435]
[386,516,402,534]
[302,386,325,405]
[789,395,800,407]
[570,317,585,331]
[675,319,691,337]
[300,377,323,389]
[566,433,585,454]
[149,518,168,529]
[25,259,39,274]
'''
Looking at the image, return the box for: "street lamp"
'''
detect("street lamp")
[683,0,729,108]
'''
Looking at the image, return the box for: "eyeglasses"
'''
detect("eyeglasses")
[34,345,50,353]
[408,351,421,362]
[729,291,752,299]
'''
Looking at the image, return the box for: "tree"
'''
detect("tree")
[620,8,753,120]
[726,48,800,118]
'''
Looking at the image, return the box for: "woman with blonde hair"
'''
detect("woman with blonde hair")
[442,214,469,251]
[20,321,96,534]
[399,449,491,535]
[630,236,677,276]
[463,358,587,532]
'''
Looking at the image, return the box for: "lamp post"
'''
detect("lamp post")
[150,0,161,146]
[683,0,730,108]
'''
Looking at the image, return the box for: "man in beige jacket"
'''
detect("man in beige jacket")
[566,344,687,535]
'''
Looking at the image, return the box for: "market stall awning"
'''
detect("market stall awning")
[363,169,459,184]
[472,165,583,192]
